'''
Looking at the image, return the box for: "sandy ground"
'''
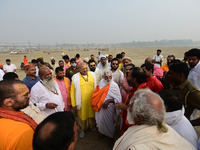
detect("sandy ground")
[0,46,195,150]
[0,46,192,80]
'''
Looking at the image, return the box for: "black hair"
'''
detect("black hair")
[70,58,76,63]
[141,62,154,73]
[55,67,64,74]
[111,58,119,64]
[3,72,19,80]
[159,89,182,112]
[31,59,37,63]
[169,62,189,78]
[88,59,96,65]
[187,48,200,59]
[37,58,44,64]
[63,55,69,60]
[33,111,76,150]
[6,59,11,62]
[116,54,122,59]
[75,54,80,58]
[58,60,64,63]
[131,67,146,84]
[157,49,161,52]
[0,80,24,106]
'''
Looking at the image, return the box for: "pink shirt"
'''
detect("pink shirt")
[56,78,71,111]
[121,77,132,103]
[153,64,163,79]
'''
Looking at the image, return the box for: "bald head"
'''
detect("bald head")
[145,57,153,64]
[79,62,88,75]
[33,111,77,150]
[39,67,52,81]
[37,122,56,141]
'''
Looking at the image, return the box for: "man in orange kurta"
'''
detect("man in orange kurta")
[0,80,37,150]
[23,55,29,65]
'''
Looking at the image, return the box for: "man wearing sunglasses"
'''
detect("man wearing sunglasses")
[88,59,102,85]
[110,58,124,87]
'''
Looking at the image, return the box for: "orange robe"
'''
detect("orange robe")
[0,118,34,150]
[23,58,28,65]
[91,84,110,111]
[161,63,169,72]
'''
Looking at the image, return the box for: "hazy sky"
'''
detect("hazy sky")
[0,0,200,44]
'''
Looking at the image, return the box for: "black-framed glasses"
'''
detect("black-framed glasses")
[112,63,118,65]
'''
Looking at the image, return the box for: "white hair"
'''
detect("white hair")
[129,89,168,133]
[102,69,112,84]
[102,69,112,78]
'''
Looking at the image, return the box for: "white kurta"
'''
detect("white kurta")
[95,80,122,138]
[188,61,200,89]
[30,80,64,118]
[153,54,163,68]
[3,64,17,72]
[94,67,102,85]
[165,107,198,149]
[112,69,124,86]
[0,69,5,81]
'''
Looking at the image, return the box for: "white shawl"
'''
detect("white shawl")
[113,124,195,150]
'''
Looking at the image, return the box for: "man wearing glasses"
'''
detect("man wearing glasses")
[88,59,102,85]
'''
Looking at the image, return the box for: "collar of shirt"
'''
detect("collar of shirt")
[176,79,189,90]
[26,75,39,81]
[189,61,200,70]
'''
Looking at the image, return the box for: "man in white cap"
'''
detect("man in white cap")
[97,55,110,71]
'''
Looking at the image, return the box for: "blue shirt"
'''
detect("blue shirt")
[23,76,40,91]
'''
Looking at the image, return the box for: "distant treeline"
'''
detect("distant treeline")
[116,39,200,47]
[59,39,200,48]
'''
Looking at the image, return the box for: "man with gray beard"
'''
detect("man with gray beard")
[30,67,64,118]
[91,70,122,138]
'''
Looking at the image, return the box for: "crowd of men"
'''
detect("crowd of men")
[0,49,200,150]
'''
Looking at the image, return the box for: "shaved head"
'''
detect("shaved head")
[145,57,153,64]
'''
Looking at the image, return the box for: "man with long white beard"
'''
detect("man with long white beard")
[91,70,122,138]
[30,67,64,118]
